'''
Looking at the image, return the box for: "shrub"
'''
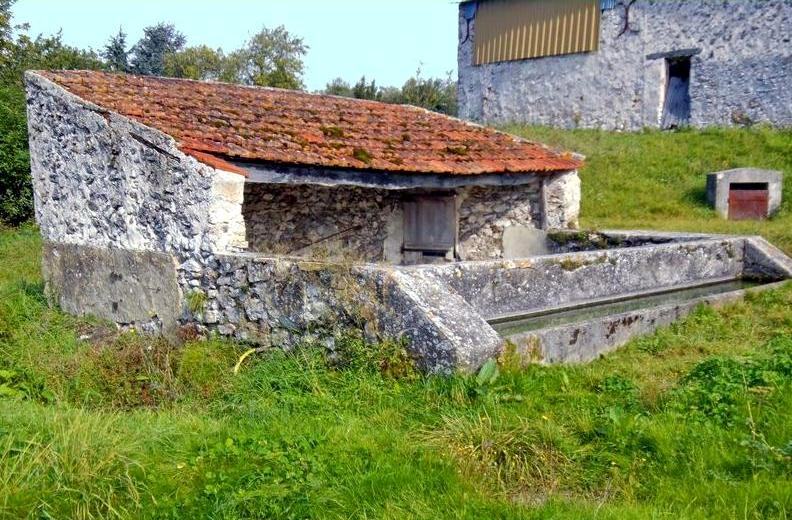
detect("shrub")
[0,86,32,224]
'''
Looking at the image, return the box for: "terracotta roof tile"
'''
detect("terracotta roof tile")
[37,70,583,176]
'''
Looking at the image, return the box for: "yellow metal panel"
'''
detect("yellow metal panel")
[474,0,601,65]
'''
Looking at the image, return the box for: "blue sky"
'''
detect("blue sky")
[14,0,460,91]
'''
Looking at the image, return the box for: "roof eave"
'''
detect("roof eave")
[236,159,577,190]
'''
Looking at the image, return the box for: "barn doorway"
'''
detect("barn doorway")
[662,57,691,129]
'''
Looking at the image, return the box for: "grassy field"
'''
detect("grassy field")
[507,125,792,253]
[1,127,791,519]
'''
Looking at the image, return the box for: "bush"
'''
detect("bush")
[0,85,32,224]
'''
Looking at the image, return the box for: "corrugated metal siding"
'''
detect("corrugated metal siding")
[474,0,601,65]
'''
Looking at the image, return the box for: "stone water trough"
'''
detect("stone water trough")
[348,230,792,371]
[44,230,792,374]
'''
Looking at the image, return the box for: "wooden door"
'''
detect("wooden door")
[403,195,456,252]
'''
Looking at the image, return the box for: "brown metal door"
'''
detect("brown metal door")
[729,189,768,220]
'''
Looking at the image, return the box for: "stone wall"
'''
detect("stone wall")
[25,72,247,258]
[242,183,401,262]
[458,0,792,130]
[26,72,249,332]
[242,175,561,263]
[456,179,544,259]
[180,252,502,373]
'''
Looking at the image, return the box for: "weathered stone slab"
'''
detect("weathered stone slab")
[744,236,792,280]
[402,238,745,320]
[42,241,181,333]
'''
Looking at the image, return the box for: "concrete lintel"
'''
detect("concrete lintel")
[646,48,702,61]
[238,160,560,190]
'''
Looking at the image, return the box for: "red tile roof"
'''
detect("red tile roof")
[37,70,582,176]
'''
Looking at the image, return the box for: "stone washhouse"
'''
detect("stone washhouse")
[458,0,792,130]
[26,71,792,373]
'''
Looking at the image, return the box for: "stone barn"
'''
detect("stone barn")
[458,0,792,130]
[25,70,586,371]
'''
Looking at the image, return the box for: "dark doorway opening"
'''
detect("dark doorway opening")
[662,57,691,129]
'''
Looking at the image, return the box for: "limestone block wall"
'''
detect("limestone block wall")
[180,253,502,373]
[242,183,401,262]
[25,72,247,258]
[456,179,544,260]
[458,0,792,130]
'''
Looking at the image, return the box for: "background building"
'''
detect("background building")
[458,0,792,130]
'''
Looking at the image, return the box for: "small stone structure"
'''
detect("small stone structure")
[706,168,783,220]
[26,70,583,371]
[458,0,792,130]
[24,71,792,373]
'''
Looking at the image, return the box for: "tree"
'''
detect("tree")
[319,69,458,116]
[129,23,185,76]
[352,76,379,100]
[323,77,352,97]
[103,28,128,72]
[163,45,224,81]
[400,69,457,116]
[0,2,104,224]
[227,26,307,89]
[324,76,380,100]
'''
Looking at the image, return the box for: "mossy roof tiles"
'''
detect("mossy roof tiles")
[39,70,582,176]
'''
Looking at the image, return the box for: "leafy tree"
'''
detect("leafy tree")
[163,45,224,81]
[323,77,352,97]
[400,69,457,116]
[103,28,128,72]
[323,76,380,100]
[0,1,104,224]
[129,23,185,76]
[227,25,307,89]
[0,85,32,223]
[378,85,403,105]
[352,76,379,100]
[320,69,458,116]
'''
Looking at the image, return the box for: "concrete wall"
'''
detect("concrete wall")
[458,0,792,130]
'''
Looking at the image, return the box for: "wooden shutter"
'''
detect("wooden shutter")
[474,0,601,65]
[403,196,456,252]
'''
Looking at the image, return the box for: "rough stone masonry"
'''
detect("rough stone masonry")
[458,0,792,130]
